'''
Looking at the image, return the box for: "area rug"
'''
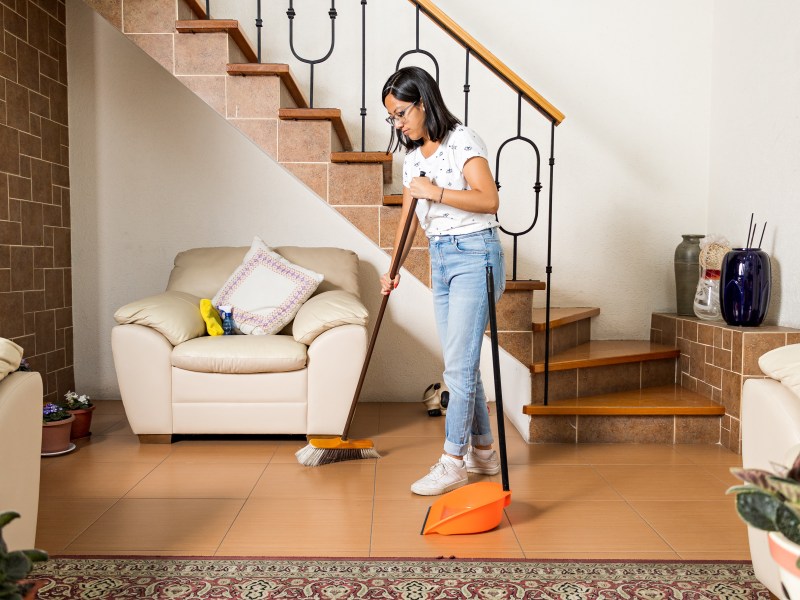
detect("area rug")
[31,556,769,599]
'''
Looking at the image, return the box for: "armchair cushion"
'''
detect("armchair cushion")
[759,343,800,398]
[292,290,369,345]
[212,236,323,336]
[0,338,23,381]
[171,335,307,373]
[114,291,206,345]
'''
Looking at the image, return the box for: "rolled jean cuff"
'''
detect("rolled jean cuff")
[443,439,470,457]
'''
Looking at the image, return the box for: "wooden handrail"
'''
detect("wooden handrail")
[408,0,564,125]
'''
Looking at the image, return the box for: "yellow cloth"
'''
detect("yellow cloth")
[200,299,224,336]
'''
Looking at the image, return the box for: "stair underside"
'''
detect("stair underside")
[533,307,599,331]
[227,64,308,109]
[524,385,725,416]
[532,340,679,373]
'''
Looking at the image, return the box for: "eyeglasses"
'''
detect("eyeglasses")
[385,99,419,126]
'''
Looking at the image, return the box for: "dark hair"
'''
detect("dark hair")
[381,66,461,153]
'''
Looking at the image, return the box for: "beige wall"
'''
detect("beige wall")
[0,0,74,404]
[65,0,532,437]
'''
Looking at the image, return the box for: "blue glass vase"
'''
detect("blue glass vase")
[720,248,771,327]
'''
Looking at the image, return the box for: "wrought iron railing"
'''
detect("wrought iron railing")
[183,0,564,404]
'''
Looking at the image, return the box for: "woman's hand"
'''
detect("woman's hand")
[380,272,401,295]
[409,176,440,201]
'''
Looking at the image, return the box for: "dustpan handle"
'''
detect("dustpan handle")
[486,265,510,492]
[340,192,420,440]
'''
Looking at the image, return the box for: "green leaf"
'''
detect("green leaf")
[3,552,32,580]
[735,491,780,531]
[726,484,761,495]
[0,513,20,529]
[777,504,800,545]
[21,550,48,563]
[730,468,783,494]
[770,476,800,503]
[788,452,800,482]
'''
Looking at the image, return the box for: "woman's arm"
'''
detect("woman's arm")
[380,185,419,295]
[408,156,499,214]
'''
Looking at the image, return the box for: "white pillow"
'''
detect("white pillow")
[114,291,206,345]
[0,338,23,382]
[759,344,800,399]
[212,237,324,335]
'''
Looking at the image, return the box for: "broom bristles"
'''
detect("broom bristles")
[295,442,381,466]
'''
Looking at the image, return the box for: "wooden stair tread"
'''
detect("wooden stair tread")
[384,194,403,206]
[279,108,352,152]
[532,340,679,373]
[227,63,308,109]
[524,385,725,416]
[176,20,257,63]
[533,307,599,331]
[331,151,393,184]
[505,280,546,291]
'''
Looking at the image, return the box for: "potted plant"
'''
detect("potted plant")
[41,403,74,456]
[728,452,800,597]
[63,391,94,440]
[0,512,48,600]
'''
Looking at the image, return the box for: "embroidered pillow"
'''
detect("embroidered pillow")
[212,237,324,335]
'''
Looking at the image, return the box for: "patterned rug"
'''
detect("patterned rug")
[31,556,769,599]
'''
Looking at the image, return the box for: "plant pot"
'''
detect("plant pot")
[68,405,95,440]
[41,415,75,454]
[20,579,45,599]
[769,532,800,599]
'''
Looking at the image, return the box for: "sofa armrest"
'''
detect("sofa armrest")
[306,324,368,435]
[0,371,43,549]
[292,290,368,345]
[111,324,174,435]
[114,291,206,345]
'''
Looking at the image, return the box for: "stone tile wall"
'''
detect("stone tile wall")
[0,0,72,403]
[651,313,800,453]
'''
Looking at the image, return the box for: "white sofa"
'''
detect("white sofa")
[111,245,369,442]
[742,344,800,597]
[0,371,43,550]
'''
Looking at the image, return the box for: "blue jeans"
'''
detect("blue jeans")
[429,227,505,457]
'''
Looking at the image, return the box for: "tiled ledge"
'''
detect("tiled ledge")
[650,313,800,453]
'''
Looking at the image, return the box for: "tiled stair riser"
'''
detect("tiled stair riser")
[531,414,721,444]
[532,318,591,363]
[651,313,800,454]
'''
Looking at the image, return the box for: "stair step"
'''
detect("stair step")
[533,307,599,332]
[227,64,308,109]
[524,385,724,416]
[279,108,352,152]
[331,151,393,184]
[176,20,258,63]
[505,280,546,291]
[384,194,403,206]
[532,340,679,373]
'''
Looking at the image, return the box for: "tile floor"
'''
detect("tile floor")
[35,400,750,559]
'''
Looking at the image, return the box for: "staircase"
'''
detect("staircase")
[85,0,727,446]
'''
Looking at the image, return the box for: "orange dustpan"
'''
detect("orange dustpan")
[422,265,512,535]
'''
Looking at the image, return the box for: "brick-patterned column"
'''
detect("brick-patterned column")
[0,0,72,403]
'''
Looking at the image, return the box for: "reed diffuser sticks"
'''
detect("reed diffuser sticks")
[745,213,768,249]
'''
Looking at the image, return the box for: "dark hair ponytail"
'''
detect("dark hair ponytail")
[381,66,461,153]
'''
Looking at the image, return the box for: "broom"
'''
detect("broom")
[296,191,421,466]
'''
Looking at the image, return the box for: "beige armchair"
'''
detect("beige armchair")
[0,371,43,550]
[111,245,369,442]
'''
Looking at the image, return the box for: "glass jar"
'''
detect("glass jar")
[693,268,722,321]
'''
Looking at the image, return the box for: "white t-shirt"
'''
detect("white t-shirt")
[402,125,498,237]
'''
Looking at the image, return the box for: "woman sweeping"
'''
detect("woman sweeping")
[381,66,506,496]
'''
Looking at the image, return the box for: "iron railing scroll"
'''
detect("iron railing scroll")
[286,0,338,108]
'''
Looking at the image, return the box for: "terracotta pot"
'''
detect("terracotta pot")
[769,531,800,599]
[68,405,96,440]
[20,579,45,599]
[41,415,75,454]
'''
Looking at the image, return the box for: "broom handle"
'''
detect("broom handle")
[341,193,420,440]
[486,265,510,492]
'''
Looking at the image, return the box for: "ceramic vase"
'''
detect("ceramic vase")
[769,532,800,600]
[674,234,703,316]
[68,405,95,440]
[41,415,75,454]
[720,248,771,327]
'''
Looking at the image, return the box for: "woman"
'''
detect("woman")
[381,66,506,496]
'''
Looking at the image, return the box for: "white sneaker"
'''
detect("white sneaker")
[410,455,468,496]
[465,448,501,475]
